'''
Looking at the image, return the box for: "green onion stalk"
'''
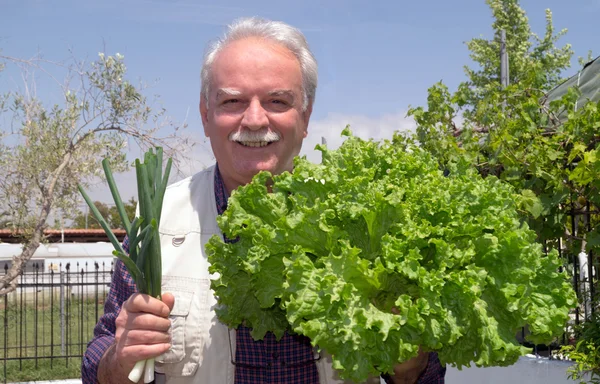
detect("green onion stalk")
[78,148,172,383]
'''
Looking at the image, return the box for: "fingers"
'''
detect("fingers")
[116,312,171,332]
[162,292,175,312]
[117,292,177,335]
[116,342,172,368]
[123,293,172,318]
[120,328,171,346]
[112,292,176,368]
[114,325,172,366]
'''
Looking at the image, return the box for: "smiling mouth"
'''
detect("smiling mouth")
[235,141,276,148]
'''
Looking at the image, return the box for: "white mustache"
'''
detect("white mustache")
[229,130,281,142]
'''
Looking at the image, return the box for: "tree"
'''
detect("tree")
[110,196,137,230]
[0,52,192,295]
[71,201,111,229]
[409,0,598,304]
[0,210,10,229]
[408,3,600,377]
[70,197,137,229]
[412,0,575,167]
[461,0,572,116]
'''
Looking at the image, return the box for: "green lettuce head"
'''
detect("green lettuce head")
[207,127,576,382]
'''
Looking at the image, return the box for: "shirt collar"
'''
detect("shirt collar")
[214,163,229,216]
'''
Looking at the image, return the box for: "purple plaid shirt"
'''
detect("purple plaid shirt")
[82,165,446,383]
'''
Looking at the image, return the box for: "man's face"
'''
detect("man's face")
[201,37,312,193]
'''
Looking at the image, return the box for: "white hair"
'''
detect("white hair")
[201,17,318,111]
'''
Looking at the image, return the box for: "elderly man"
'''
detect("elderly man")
[82,17,446,384]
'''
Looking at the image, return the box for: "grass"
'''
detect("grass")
[0,358,83,382]
[0,291,106,382]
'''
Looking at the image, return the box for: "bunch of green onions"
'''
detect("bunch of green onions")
[79,148,172,383]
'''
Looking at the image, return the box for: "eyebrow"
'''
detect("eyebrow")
[215,88,297,103]
[216,88,242,98]
[268,90,295,101]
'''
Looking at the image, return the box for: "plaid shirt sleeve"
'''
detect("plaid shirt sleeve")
[417,352,446,383]
[81,237,137,384]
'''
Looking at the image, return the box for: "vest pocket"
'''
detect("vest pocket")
[155,276,210,377]
[157,290,194,363]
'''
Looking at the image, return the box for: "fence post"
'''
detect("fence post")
[50,264,55,369]
[60,266,65,356]
[572,200,581,324]
[4,264,8,384]
[34,263,39,369]
[0,258,117,381]
[95,262,99,324]
[19,267,23,371]
[80,264,84,358]
[66,263,70,367]
[586,200,595,317]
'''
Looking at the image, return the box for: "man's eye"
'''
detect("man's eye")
[223,99,239,104]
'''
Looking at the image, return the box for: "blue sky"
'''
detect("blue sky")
[1,0,599,202]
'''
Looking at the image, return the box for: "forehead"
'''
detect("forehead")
[210,38,303,95]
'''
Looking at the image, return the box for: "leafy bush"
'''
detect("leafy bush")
[562,314,600,383]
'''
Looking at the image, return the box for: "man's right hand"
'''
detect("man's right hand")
[98,292,175,384]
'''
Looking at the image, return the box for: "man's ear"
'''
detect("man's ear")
[200,97,209,136]
[302,103,313,138]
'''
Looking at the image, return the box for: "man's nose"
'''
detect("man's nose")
[241,99,269,131]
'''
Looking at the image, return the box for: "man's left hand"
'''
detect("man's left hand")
[386,349,429,384]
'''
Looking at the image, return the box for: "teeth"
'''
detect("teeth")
[238,141,270,148]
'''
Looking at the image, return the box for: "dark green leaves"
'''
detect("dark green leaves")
[78,147,171,298]
[206,131,576,382]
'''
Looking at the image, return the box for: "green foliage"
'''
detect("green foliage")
[409,0,600,379]
[462,0,572,117]
[411,73,600,254]
[411,79,600,249]
[408,0,599,254]
[579,51,595,67]
[564,342,600,384]
[70,197,137,229]
[562,315,600,383]
[1,359,83,382]
[0,54,134,233]
[207,130,576,382]
[0,51,178,239]
[0,50,185,293]
[78,148,172,382]
[78,148,171,298]
[0,210,10,229]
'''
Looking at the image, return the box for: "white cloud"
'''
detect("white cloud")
[300,111,417,163]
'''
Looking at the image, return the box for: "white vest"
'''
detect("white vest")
[152,165,379,384]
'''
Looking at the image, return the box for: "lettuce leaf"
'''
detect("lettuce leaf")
[206,128,576,381]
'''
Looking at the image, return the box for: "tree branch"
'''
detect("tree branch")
[0,150,73,295]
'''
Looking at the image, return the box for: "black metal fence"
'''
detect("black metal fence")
[566,201,599,326]
[528,201,600,355]
[1,261,113,383]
